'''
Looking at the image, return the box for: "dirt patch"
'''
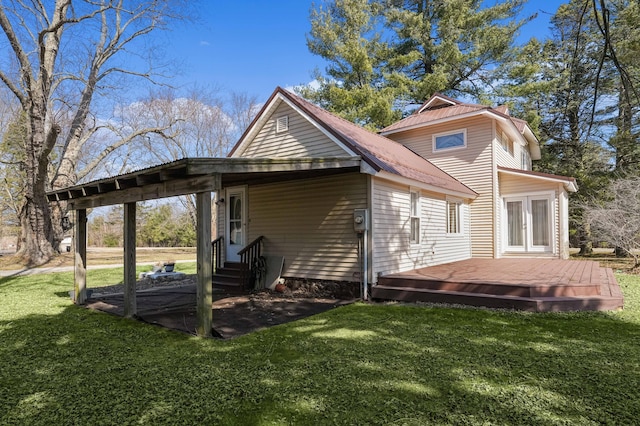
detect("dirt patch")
[86,275,354,339]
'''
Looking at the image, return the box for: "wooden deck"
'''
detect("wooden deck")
[372,259,624,312]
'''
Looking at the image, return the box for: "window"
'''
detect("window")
[433,129,466,152]
[276,115,289,133]
[500,131,513,155]
[447,199,462,234]
[410,190,420,244]
[521,149,531,170]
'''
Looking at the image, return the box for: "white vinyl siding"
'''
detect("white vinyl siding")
[372,178,471,278]
[241,100,349,158]
[248,173,367,282]
[389,116,495,258]
[495,125,520,169]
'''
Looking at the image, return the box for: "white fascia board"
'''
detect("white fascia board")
[498,168,578,192]
[230,96,281,158]
[280,95,358,157]
[380,110,487,136]
[418,95,456,113]
[231,93,358,158]
[375,170,477,200]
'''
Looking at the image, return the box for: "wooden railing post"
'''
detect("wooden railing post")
[236,236,264,290]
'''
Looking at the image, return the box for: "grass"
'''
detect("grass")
[1,270,640,425]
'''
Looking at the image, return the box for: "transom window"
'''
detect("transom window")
[447,199,462,234]
[433,129,467,152]
[410,190,420,244]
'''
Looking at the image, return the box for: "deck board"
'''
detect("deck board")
[374,259,624,312]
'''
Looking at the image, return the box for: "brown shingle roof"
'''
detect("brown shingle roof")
[258,88,477,197]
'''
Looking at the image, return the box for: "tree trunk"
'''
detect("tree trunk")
[578,222,593,255]
[17,182,55,266]
[15,105,59,265]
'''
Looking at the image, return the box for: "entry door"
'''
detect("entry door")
[225,186,246,262]
[505,195,553,253]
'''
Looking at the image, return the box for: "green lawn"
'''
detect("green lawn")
[1,269,639,425]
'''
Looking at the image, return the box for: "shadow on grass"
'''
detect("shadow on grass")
[1,279,640,424]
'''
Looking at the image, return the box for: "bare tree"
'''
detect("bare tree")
[586,177,640,268]
[0,0,189,265]
[132,87,259,227]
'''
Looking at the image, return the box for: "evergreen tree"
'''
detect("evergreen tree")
[302,0,529,129]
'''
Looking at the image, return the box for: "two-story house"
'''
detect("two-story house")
[380,93,577,260]
[220,88,577,290]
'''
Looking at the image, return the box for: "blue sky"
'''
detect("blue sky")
[165,1,565,102]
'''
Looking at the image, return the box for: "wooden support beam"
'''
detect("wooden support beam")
[74,209,87,304]
[196,190,213,337]
[69,176,221,210]
[123,202,137,318]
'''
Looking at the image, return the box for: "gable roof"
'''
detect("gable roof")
[229,87,476,198]
[379,93,541,160]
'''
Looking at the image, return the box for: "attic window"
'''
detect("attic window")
[433,129,467,152]
[276,115,289,133]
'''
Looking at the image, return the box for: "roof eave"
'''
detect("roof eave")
[375,170,478,200]
[498,167,578,192]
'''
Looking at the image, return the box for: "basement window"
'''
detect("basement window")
[276,115,289,133]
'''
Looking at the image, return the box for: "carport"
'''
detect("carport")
[46,156,362,337]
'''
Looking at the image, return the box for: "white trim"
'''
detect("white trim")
[381,109,490,136]
[231,93,358,158]
[502,192,556,255]
[380,109,536,157]
[418,95,457,113]
[278,94,357,156]
[445,196,464,236]
[432,128,467,153]
[276,115,288,133]
[225,186,248,262]
[409,188,421,245]
[498,168,578,192]
[375,171,476,200]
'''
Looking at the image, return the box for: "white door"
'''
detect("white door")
[504,195,553,253]
[225,186,246,262]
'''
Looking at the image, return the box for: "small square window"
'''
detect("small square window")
[276,115,289,133]
[433,129,466,152]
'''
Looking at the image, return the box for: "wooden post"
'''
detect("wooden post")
[74,209,87,304]
[196,191,213,337]
[123,202,137,318]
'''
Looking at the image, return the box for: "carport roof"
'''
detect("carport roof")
[46,156,362,210]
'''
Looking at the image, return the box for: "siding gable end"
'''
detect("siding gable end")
[235,99,352,158]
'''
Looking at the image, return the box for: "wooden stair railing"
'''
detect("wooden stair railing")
[237,236,264,289]
[211,236,223,275]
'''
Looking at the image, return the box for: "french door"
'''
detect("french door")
[504,195,553,253]
[225,186,246,262]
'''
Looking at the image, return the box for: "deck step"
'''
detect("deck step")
[371,284,624,312]
[373,260,624,313]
